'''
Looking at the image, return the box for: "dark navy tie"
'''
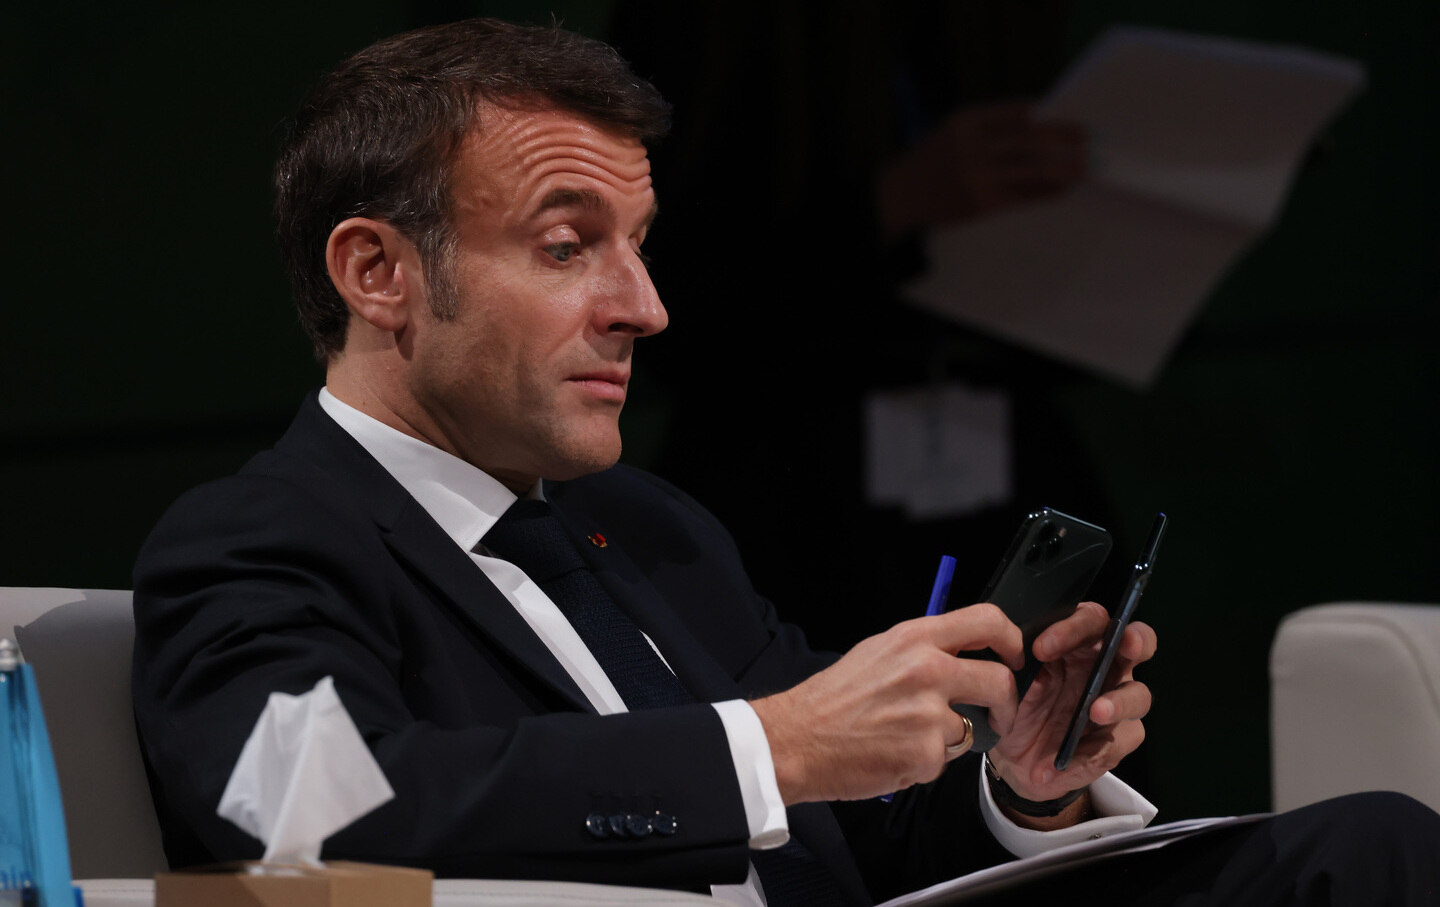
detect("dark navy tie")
[483,498,848,906]
[482,498,690,710]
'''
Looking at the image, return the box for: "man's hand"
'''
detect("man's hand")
[751,605,1025,805]
[876,100,1087,240]
[988,602,1158,805]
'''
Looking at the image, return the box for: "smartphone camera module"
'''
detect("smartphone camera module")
[1027,521,1066,565]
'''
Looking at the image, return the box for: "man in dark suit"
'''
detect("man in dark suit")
[132,17,1439,906]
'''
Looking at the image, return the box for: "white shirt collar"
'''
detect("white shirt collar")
[318,387,540,551]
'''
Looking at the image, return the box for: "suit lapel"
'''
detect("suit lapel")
[382,503,593,713]
[279,393,592,714]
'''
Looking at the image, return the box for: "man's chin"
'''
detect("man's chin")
[542,437,624,483]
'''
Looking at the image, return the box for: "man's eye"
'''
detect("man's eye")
[545,243,579,262]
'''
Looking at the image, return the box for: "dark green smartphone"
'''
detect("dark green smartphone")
[951,508,1112,753]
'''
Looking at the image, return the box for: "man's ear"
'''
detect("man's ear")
[326,217,421,333]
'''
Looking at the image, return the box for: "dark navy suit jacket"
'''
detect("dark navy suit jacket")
[132,393,1009,902]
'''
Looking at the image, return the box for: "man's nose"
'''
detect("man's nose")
[599,248,668,337]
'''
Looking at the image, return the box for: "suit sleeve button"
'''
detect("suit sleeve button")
[625,813,654,837]
[585,813,610,838]
[652,813,678,836]
[608,813,629,837]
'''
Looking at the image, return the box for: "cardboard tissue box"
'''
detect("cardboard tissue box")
[162,678,428,904]
[157,861,431,907]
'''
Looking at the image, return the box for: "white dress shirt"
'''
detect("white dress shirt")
[317,388,1155,902]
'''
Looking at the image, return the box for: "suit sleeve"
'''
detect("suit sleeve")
[594,467,1021,897]
[132,472,755,890]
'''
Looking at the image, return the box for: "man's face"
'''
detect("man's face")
[403,105,666,491]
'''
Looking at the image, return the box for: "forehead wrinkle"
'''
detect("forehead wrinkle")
[458,106,654,226]
[517,146,652,193]
[513,123,649,161]
[511,122,651,187]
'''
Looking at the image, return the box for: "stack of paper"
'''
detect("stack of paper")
[903,27,1365,386]
[877,814,1270,905]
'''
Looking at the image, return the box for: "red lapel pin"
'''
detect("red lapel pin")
[588,532,608,548]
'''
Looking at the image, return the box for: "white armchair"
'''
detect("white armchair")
[1270,602,1440,814]
[2,587,718,907]
[4,587,166,880]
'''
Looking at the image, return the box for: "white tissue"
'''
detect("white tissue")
[217,676,395,866]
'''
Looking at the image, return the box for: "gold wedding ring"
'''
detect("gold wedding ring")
[945,714,975,759]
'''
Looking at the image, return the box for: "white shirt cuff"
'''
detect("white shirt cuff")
[711,699,790,849]
[979,754,1159,858]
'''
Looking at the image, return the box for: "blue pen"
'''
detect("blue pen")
[925,555,957,617]
[883,555,958,802]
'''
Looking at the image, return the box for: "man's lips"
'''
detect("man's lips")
[567,370,629,402]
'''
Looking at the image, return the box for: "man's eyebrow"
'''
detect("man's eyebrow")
[530,188,659,232]
[533,188,611,218]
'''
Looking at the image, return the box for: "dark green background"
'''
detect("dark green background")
[5,1,1436,823]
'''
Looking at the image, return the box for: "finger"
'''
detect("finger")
[1023,130,1088,186]
[1058,718,1146,780]
[985,159,1079,199]
[1090,679,1152,725]
[1034,602,1109,661]
[986,127,1083,162]
[1037,121,1087,146]
[1117,621,1158,666]
[928,604,1024,670]
[943,711,975,760]
[944,656,1020,722]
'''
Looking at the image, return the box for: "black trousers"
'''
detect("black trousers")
[963,792,1440,907]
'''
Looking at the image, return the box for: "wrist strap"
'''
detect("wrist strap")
[985,758,1085,818]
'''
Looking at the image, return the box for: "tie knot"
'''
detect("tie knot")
[499,498,552,526]
[483,499,587,583]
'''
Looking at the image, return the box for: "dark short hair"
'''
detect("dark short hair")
[274,18,671,361]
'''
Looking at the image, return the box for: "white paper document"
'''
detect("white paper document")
[903,26,1365,386]
[877,813,1270,905]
